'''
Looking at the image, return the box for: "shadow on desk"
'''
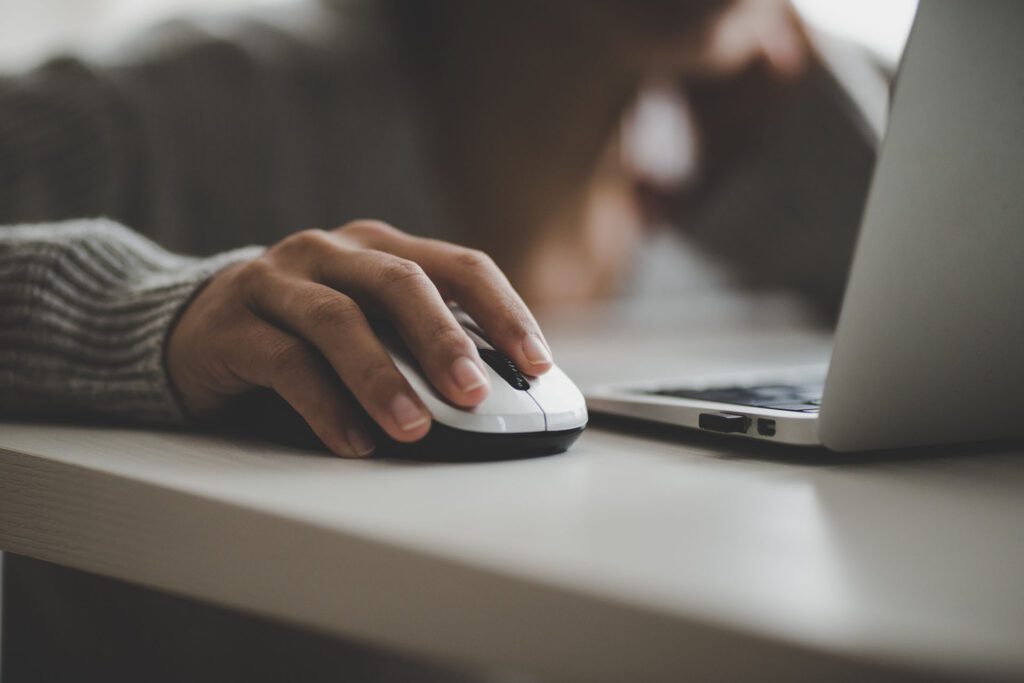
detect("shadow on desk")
[2,407,574,466]
[1,554,487,683]
[589,413,1024,468]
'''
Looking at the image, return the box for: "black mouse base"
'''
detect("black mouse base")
[230,389,584,461]
[382,422,586,462]
[265,420,585,462]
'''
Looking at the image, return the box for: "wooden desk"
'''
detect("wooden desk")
[2,296,1022,682]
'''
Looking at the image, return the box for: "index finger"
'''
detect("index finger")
[339,222,553,376]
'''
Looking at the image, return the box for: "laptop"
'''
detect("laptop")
[586,1,1024,451]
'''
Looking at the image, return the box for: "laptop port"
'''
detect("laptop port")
[757,419,777,437]
[698,413,750,434]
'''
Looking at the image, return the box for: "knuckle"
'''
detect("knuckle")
[505,311,534,339]
[339,219,400,242]
[487,300,533,339]
[376,256,428,290]
[234,258,277,291]
[357,357,396,387]
[266,339,309,374]
[280,228,333,254]
[452,247,495,272]
[303,293,361,329]
[429,324,474,355]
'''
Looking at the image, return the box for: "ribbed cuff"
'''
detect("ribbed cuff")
[0,218,264,425]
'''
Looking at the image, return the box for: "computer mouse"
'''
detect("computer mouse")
[237,310,588,461]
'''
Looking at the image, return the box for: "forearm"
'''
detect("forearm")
[0,219,260,424]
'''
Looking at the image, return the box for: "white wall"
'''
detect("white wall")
[0,0,919,72]
[0,0,298,71]
[793,0,918,66]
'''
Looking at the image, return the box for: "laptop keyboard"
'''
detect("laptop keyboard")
[645,383,823,413]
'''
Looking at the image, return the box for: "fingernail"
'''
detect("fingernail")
[346,428,375,457]
[522,334,552,366]
[451,356,489,393]
[390,394,429,432]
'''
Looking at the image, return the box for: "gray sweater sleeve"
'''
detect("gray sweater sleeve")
[0,219,261,424]
[0,3,440,425]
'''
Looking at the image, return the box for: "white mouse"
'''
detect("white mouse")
[244,310,588,460]
[377,310,588,459]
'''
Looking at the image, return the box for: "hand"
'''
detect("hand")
[607,0,809,81]
[616,0,812,212]
[166,221,553,457]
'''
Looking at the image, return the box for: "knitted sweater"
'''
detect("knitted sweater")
[0,2,441,425]
[0,220,260,423]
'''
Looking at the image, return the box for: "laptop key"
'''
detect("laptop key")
[646,384,823,412]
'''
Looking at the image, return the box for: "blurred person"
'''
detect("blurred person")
[1,0,873,680]
[0,0,834,452]
[0,0,824,459]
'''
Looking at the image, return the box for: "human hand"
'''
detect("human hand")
[608,0,809,81]
[618,0,814,201]
[166,221,553,457]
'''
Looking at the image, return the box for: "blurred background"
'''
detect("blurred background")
[0,0,917,73]
[0,1,920,321]
[0,0,923,315]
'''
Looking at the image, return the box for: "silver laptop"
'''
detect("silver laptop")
[587,1,1024,451]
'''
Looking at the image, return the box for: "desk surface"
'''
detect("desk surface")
[2,296,1022,682]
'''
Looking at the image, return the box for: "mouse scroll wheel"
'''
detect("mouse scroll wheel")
[477,348,531,391]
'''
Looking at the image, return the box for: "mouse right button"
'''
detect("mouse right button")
[525,365,588,432]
